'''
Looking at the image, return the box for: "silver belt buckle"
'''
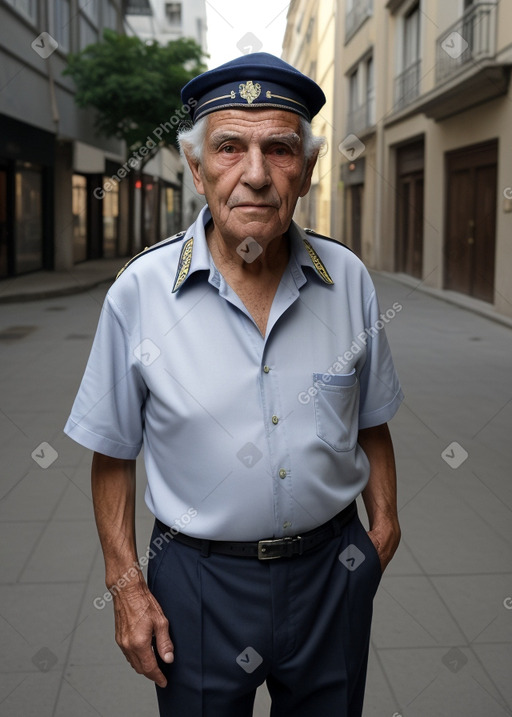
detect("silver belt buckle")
[257,536,299,560]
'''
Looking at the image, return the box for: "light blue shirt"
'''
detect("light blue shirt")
[64,206,403,540]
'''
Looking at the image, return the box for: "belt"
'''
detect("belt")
[155,501,357,561]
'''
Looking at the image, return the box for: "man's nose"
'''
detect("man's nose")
[240,147,271,190]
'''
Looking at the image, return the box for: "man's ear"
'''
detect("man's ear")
[299,151,319,198]
[183,150,206,196]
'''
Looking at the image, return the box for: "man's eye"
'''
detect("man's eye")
[272,146,290,156]
[221,145,236,153]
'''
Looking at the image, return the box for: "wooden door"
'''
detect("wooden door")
[396,141,424,279]
[445,141,497,303]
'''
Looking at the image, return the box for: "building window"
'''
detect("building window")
[78,0,99,49]
[15,162,43,274]
[394,2,421,110]
[346,53,375,134]
[125,0,152,15]
[403,3,420,70]
[103,0,118,31]
[345,0,373,43]
[165,2,182,26]
[54,0,71,53]
[79,0,98,24]
[5,0,37,22]
[102,178,119,259]
[79,16,99,48]
[72,175,88,263]
[366,56,375,126]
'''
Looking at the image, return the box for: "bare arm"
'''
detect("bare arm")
[91,452,174,687]
[359,423,401,572]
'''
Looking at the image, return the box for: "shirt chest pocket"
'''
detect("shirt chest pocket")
[313,369,360,452]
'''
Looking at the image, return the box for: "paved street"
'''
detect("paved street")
[0,270,511,716]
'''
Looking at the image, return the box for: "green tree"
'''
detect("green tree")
[64,29,206,163]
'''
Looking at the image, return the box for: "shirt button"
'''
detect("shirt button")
[279,469,287,479]
[263,365,270,373]
[271,415,279,425]
[283,521,292,529]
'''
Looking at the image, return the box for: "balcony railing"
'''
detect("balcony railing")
[345,0,373,43]
[435,2,497,84]
[394,59,421,111]
[346,97,376,134]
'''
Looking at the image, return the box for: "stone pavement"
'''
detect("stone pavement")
[0,267,511,716]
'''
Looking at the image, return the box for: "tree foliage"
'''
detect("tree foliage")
[64,29,206,159]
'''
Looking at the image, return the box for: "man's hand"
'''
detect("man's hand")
[367,518,401,573]
[113,580,174,688]
[91,453,173,687]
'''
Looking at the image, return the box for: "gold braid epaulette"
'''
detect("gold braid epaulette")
[302,238,334,285]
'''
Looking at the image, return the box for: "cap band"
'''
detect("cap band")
[193,80,311,122]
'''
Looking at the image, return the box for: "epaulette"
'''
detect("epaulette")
[303,227,354,254]
[115,231,187,280]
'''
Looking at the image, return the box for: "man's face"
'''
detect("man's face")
[187,109,317,245]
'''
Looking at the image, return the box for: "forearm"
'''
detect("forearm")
[359,422,401,570]
[91,451,142,588]
[359,423,399,529]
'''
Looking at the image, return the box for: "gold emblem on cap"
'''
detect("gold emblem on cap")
[239,81,261,104]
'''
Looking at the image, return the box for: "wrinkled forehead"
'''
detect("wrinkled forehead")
[205,109,304,144]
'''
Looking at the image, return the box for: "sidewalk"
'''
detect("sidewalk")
[0,259,124,303]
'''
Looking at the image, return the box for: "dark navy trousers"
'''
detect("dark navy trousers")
[148,511,382,716]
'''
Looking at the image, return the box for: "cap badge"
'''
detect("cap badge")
[239,81,261,104]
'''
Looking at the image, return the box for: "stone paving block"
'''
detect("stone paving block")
[18,519,99,584]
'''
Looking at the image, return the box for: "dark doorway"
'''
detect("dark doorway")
[396,140,424,278]
[445,140,497,303]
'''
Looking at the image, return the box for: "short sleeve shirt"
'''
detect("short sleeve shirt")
[64,206,403,540]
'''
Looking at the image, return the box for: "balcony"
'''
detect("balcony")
[394,59,421,111]
[346,98,376,136]
[414,1,510,121]
[435,2,497,83]
[345,0,373,43]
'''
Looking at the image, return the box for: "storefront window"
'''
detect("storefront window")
[15,162,43,274]
[72,174,87,263]
[163,185,181,237]
[102,178,119,258]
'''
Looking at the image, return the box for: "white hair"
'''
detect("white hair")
[178,115,325,163]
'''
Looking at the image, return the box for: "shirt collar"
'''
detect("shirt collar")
[172,205,334,293]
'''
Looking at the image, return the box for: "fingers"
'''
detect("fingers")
[154,616,175,665]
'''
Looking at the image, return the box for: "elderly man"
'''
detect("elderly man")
[65,53,403,716]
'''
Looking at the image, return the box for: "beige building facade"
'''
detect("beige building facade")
[282,0,512,319]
